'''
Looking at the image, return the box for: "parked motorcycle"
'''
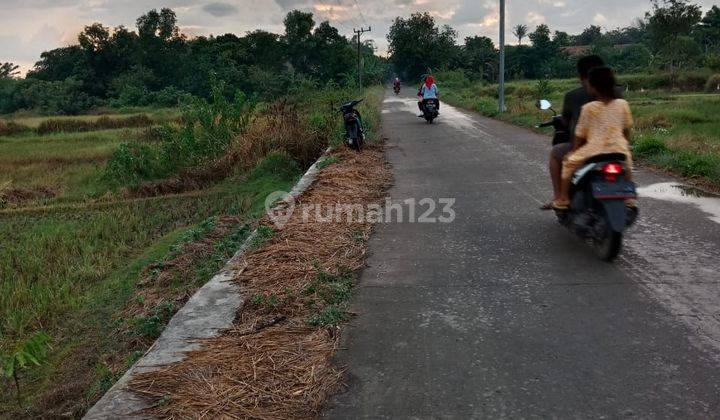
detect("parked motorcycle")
[536,99,638,262]
[340,99,364,151]
[420,98,439,124]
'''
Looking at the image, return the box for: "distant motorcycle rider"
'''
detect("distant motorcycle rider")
[417,75,439,117]
[393,77,401,89]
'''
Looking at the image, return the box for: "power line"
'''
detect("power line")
[353,0,369,27]
[336,0,360,29]
[311,0,352,36]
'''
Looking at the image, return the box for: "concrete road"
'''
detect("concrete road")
[326,91,720,419]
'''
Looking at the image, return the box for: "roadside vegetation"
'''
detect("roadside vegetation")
[0,83,382,416]
[439,73,720,185]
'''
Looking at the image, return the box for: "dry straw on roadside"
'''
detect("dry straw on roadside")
[131,143,391,419]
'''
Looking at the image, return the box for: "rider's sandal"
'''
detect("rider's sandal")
[551,201,570,211]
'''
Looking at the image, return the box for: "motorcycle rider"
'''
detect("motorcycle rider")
[553,66,634,210]
[417,75,439,117]
[393,77,401,91]
[541,55,605,210]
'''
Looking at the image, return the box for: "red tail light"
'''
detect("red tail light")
[603,163,622,174]
[603,163,622,182]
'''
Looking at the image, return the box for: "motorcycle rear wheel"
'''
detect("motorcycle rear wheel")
[595,230,622,262]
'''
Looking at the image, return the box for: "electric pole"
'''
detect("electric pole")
[353,26,371,92]
[498,0,506,113]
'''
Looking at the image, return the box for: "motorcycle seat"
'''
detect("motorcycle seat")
[585,153,626,164]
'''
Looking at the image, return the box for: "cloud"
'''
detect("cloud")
[3,0,720,72]
[202,2,238,17]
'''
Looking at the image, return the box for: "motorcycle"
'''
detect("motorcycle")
[420,98,439,124]
[340,99,364,151]
[393,84,401,95]
[536,99,638,262]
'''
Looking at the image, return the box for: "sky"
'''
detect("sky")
[1,0,718,75]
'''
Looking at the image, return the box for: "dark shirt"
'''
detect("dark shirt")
[561,86,592,145]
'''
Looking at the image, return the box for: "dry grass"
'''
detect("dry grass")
[36,114,154,135]
[0,119,31,136]
[130,142,391,419]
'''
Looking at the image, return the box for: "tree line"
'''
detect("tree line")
[388,0,720,83]
[0,9,388,115]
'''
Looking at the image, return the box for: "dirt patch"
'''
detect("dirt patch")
[129,143,391,418]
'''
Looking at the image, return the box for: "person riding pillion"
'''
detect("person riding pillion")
[418,76,439,116]
[553,66,635,210]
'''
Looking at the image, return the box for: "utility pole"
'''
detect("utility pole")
[498,0,506,113]
[353,26,371,92]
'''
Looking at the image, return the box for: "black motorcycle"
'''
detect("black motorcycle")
[536,99,638,262]
[340,99,364,151]
[420,98,439,124]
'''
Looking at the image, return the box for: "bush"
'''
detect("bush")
[474,97,499,117]
[152,86,192,107]
[633,136,668,157]
[104,79,255,187]
[18,77,98,114]
[705,74,720,93]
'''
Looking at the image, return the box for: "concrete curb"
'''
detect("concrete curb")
[84,149,332,419]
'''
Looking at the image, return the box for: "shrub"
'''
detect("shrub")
[633,136,668,157]
[152,86,192,107]
[474,97,499,117]
[104,78,255,187]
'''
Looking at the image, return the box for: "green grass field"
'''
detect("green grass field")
[441,76,720,184]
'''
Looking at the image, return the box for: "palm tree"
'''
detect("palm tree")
[513,24,528,45]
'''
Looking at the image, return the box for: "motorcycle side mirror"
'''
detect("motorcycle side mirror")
[537,99,552,110]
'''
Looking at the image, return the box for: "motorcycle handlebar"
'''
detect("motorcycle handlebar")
[537,120,554,128]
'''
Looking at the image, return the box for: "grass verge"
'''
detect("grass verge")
[440,77,720,186]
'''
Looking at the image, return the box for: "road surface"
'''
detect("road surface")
[325,91,720,418]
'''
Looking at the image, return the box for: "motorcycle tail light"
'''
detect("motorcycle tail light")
[603,163,622,182]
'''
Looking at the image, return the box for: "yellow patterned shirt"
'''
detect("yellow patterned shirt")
[562,98,634,180]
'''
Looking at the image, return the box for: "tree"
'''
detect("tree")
[387,12,458,80]
[694,5,720,52]
[575,25,603,45]
[646,0,702,76]
[27,46,85,81]
[0,62,20,78]
[513,24,528,45]
[311,21,354,83]
[283,10,316,73]
[553,31,571,48]
[462,36,498,81]
[136,8,185,89]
